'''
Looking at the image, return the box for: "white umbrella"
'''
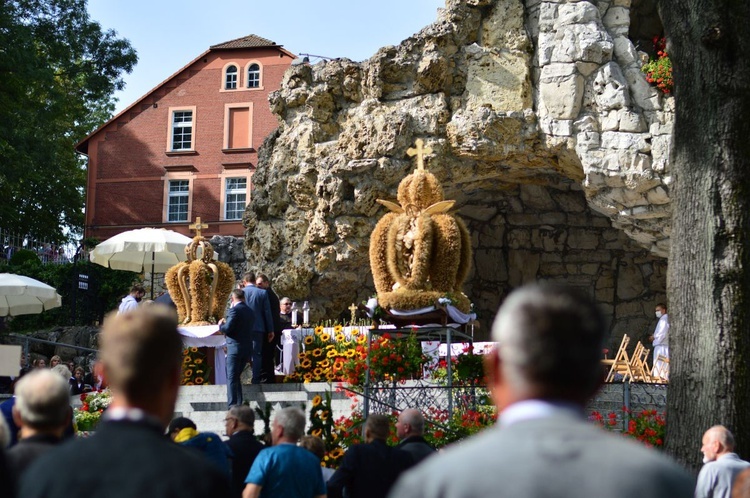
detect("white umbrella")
[89,228,193,274]
[0,273,62,317]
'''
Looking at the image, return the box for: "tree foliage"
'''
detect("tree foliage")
[0,0,137,242]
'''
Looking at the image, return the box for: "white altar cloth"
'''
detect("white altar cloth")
[178,325,227,385]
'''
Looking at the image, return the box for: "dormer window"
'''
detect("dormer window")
[225,65,238,89]
[247,63,260,88]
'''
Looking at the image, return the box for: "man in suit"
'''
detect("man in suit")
[219,289,255,407]
[328,414,411,498]
[256,273,282,383]
[224,405,264,498]
[7,369,70,477]
[390,284,694,498]
[395,409,435,467]
[19,305,230,498]
[241,272,274,384]
[695,425,750,498]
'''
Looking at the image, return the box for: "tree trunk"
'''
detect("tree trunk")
[660,0,750,473]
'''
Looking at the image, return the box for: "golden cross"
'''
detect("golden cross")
[189,217,209,238]
[407,139,432,171]
[348,303,358,325]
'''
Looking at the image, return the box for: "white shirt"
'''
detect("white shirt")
[499,399,584,428]
[118,295,139,315]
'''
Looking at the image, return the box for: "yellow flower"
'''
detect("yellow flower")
[320,410,329,421]
[194,359,203,364]
[351,329,360,336]
[333,324,343,334]
[298,352,307,360]
[183,356,192,364]
[345,350,356,358]
[330,447,344,458]
[313,367,323,376]
[320,360,330,368]
[185,382,194,386]
[357,335,367,344]
[190,347,199,353]
[312,395,322,407]
[301,359,312,369]
[304,336,314,345]
[321,333,331,342]
[314,326,324,336]
[335,333,345,342]
[326,350,337,359]
[183,369,193,377]
[326,372,336,382]
[312,428,322,437]
[312,348,323,358]
[195,377,204,384]
[326,344,336,350]
[303,373,313,382]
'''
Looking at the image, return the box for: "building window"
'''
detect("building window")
[247,64,260,88]
[171,110,193,150]
[225,65,238,89]
[167,180,190,222]
[224,177,247,220]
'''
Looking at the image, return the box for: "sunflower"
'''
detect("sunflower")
[314,326,324,336]
[357,335,367,344]
[190,347,199,353]
[312,395,322,407]
[312,348,323,358]
[326,372,336,382]
[301,359,312,369]
[303,373,313,382]
[194,359,203,364]
[330,447,344,458]
[298,352,307,359]
[183,369,193,377]
[304,336,314,345]
[321,333,331,342]
[335,333,345,342]
[326,350,337,359]
[333,324,343,334]
[185,382,194,386]
[320,359,330,369]
[183,356,191,364]
[195,377,204,384]
[313,367,323,376]
[345,350,356,358]
[311,428,322,437]
[351,329,360,336]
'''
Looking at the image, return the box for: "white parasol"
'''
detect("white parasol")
[89,228,194,274]
[0,273,62,317]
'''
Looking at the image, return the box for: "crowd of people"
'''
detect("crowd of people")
[0,284,748,497]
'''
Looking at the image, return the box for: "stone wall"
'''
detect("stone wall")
[243,0,671,342]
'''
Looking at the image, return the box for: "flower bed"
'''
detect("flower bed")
[74,390,112,432]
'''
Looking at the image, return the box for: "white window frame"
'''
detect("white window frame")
[245,61,263,89]
[162,173,194,223]
[167,106,196,152]
[222,176,248,221]
[224,64,238,90]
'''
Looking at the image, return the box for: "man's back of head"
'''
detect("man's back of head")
[13,369,69,434]
[242,272,256,285]
[492,284,606,404]
[228,404,255,431]
[365,414,391,442]
[398,409,425,439]
[273,407,305,444]
[100,305,183,423]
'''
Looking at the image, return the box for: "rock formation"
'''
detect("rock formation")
[245,0,671,340]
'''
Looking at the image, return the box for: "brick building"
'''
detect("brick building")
[77,35,295,240]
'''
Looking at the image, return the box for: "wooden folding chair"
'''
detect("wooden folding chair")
[602,335,633,382]
[630,342,654,382]
[652,354,670,382]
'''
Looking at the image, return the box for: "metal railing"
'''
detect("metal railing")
[7,333,98,362]
[0,229,86,265]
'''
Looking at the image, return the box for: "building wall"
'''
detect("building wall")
[83,47,292,240]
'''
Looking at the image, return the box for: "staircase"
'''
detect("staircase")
[174,382,354,438]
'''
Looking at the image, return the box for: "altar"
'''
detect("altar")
[178,325,227,385]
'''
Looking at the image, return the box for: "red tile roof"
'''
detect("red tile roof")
[210,34,279,50]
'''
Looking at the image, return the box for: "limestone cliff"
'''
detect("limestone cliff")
[245,0,671,339]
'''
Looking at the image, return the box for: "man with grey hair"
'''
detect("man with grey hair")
[225,405,264,498]
[396,409,435,466]
[243,407,325,498]
[390,284,694,498]
[20,305,229,498]
[696,425,750,498]
[7,370,70,476]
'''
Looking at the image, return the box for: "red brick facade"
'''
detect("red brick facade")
[77,35,294,240]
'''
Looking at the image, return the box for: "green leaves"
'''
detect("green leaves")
[0,0,137,242]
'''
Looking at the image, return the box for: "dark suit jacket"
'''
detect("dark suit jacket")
[327,439,412,498]
[225,430,264,498]
[219,302,254,341]
[265,287,282,334]
[19,419,230,498]
[396,436,436,468]
[242,285,274,334]
[7,433,62,477]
